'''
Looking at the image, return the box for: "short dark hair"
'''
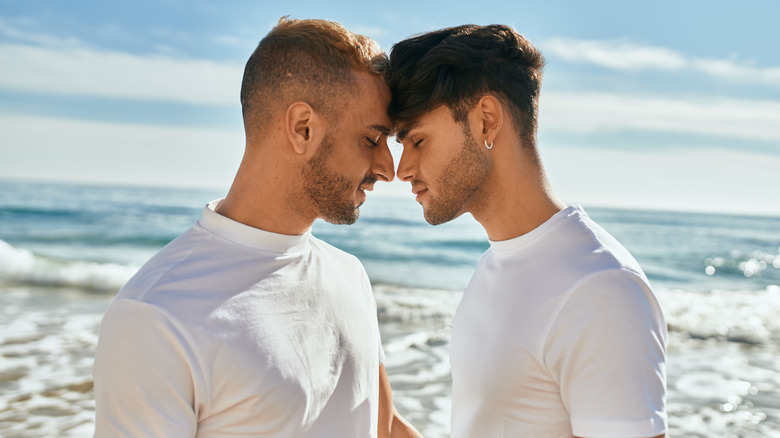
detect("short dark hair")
[241,17,389,130]
[388,24,545,145]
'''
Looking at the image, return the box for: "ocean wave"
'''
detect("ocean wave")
[9,234,174,247]
[0,239,137,293]
[373,283,460,327]
[0,205,81,218]
[657,287,780,346]
[374,282,780,348]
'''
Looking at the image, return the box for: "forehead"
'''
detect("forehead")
[350,71,391,123]
[396,105,457,141]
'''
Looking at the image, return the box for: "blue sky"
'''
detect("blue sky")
[1,0,779,215]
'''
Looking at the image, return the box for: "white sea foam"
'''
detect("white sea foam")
[0,239,36,276]
[375,281,780,347]
[374,284,460,327]
[1,259,778,437]
[374,283,780,437]
[372,284,458,437]
[0,288,109,437]
[0,239,138,293]
[657,286,780,346]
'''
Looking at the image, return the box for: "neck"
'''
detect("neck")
[216,148,316,236]
[470,143,565,242]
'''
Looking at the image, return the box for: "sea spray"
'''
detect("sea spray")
[0,239,137,293]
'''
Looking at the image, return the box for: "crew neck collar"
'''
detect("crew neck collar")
[198,199,312,253]
[488,205,582,253]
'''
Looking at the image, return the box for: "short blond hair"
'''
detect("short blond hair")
[241,17,388,129]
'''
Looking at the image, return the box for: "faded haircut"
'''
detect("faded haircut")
[241,17,389,130]
[387,24,545,146]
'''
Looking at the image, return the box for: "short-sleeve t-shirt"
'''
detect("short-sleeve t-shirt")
[450,206,667,438]
[93,199,384,437]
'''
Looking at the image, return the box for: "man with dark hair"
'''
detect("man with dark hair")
[388,25,667,438]
[93,17,420,437]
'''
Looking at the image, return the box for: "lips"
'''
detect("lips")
[411,183,428,201]
[411,180,427,195]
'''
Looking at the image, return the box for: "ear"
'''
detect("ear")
[285,102,325,155]
[473,95,504,145]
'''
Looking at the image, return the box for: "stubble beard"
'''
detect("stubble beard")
[423,126,490,225]
[302,134,365,225]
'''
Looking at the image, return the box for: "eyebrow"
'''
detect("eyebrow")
[368,124,392,137]
[395,120,420,142]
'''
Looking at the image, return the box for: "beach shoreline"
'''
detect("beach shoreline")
[2,181,779,437]
[3,284,780,437]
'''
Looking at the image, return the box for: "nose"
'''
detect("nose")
[372,141,395,182]
[396,147,415,182]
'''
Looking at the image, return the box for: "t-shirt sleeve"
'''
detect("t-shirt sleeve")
[544,269,668,438]
[358,267,385,366]
[93,299,200,437]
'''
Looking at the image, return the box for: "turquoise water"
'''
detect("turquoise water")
[1,180,779,437]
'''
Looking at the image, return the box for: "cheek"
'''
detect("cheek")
[359,148,375,169]
[344,148,374,177]
[419,148,447,177]
[336,140,370,165]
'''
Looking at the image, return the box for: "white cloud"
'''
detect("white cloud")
[542,144,780,216]
[0,17,82,48]
[692,58,780,85]
[540,91,780,142]
[542,38,780,88]
[212,34,251,48]
[543,38,687,71]
[0,43,243,105]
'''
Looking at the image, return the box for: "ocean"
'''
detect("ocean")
[0,179,779,437]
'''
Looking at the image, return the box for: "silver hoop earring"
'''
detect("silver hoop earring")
[484,140,493,150]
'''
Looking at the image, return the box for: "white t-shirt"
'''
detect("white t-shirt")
[450,206,667,438]
[93,200,384,437]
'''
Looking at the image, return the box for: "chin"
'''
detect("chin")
[423,201,464,226]
[321,207,360,225]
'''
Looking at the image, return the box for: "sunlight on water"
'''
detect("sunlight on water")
[1,181,780,437]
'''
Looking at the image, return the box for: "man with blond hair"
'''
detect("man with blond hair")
[94,17,420,437]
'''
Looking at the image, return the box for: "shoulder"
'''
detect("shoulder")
[96,298,205,379]
[560,209,648,280]
[309,235,364,267]
[308,236,373,296]
[544,268,667,380]
[95,299,201,386]
[566,268,659,319]
[100,298,189,342]
[119,225,211,298]
[574,268,653,299]
[547,268,666,351]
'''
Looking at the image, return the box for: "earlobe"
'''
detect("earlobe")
[286,102,320,155]
[477,95,504,144]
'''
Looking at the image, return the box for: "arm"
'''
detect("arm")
[93,300,198,437]
[549,271,667,438]
[378,364,423,438]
